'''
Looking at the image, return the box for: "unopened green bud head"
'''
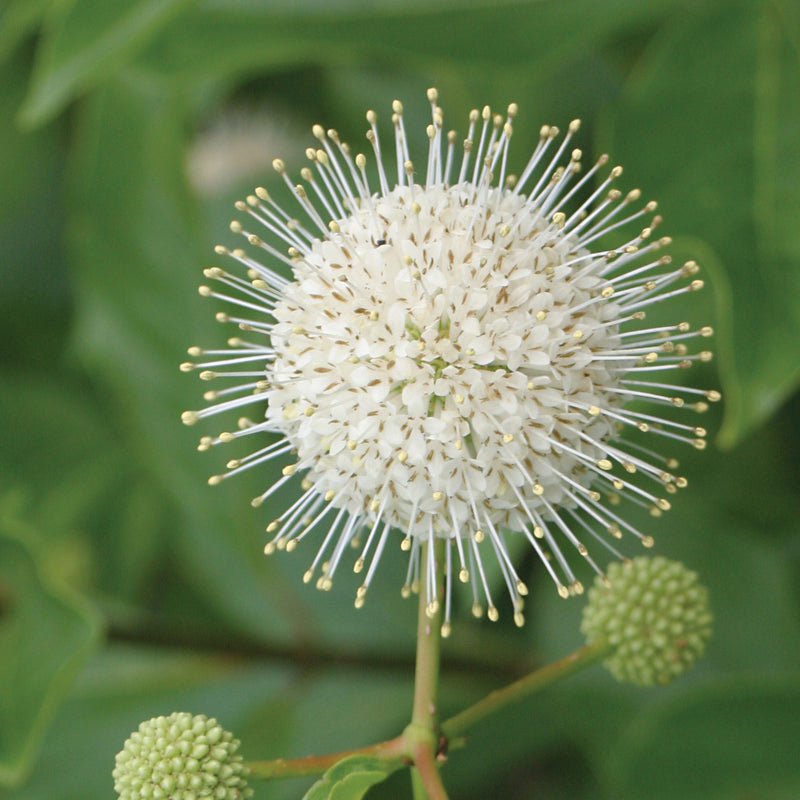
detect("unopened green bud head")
[113,712,253,799]
[581,556,712,686]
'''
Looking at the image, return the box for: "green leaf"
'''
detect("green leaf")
[0,372,160,597]
[0,375,122,521]
[136,0,700,88]
[0,504,100,788]
[65,73,305,642]
[0,41,73,368]
[603,0,800,446]
[303,755,396,800]
[609,673,800,800]
[19,0,196,127]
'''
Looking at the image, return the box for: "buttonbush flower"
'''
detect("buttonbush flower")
[182,89,716,635]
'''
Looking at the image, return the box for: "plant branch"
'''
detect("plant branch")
[244,735,407,779]
[411,739,449,800]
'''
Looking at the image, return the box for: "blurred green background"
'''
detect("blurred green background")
[1,0,799,798]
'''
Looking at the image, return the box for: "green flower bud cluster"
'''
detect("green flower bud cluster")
[581,556,712,685]
[113,712,253,799]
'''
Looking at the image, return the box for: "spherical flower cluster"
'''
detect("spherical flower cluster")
[182,89,716,634]
[113,712,252,799]
[581,556,712,685]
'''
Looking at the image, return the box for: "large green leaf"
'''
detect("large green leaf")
[65,73,303,642]
[603,0,800,446]
[136,0,702,88]
[19,0,197,127]
[0,504,100,787]
[609,674,800,800]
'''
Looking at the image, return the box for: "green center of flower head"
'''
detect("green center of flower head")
[182,89,718,635]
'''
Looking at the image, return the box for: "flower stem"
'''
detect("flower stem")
[404,539,448,800]
[441,638,613,742]
[409,543,443,733]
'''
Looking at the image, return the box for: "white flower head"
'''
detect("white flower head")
[182,89,717,635]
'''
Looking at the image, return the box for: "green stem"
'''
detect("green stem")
[244,736,407,780]
[404,539,448,800]
[411,739,449,800]
[411,768,428,800]
[409,543,443,733]
[441,638,612,742]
